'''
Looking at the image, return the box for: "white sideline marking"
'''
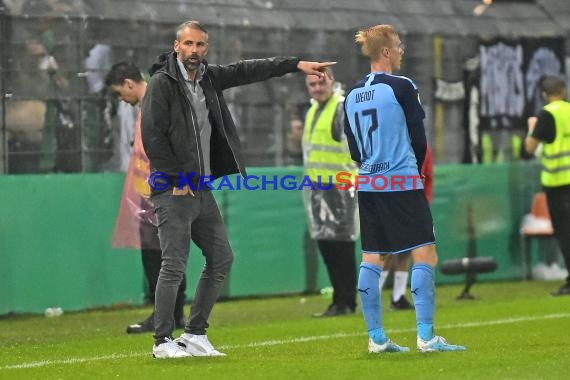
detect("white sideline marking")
[2,312,569,370]
[1,352,145,369]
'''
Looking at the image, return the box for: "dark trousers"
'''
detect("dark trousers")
[545,186,570,284]
[152,189,233,341]
[303,230,319,293]
[317,239,357,310]
[141,247,186,320]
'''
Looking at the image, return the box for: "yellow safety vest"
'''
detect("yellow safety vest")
[541,100,570,187]
[303,95,357,184]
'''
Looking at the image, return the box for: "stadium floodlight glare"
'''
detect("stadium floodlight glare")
[473,0,492,16]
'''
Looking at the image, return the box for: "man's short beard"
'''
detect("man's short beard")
[183,58,200,72]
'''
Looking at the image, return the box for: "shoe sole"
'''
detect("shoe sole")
[152,353,191,359]
[417,346,466,352]
[369,348,410,353]
[182,346,226,357]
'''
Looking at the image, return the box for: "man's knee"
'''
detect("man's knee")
[208,245,233,276]
[412,245,438,267]
[159,256,187,279]
[361,253,385,268]
[158,266,186,285]
[219,248,234,273]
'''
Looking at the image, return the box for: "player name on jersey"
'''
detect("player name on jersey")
[360,161,390,172]
[355,89,375,103]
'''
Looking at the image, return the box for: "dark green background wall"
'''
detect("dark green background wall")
[0,163,543,314]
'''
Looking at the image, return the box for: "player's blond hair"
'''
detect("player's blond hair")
[355,24,398,61]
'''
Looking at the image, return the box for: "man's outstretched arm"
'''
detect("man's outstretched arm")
[210,59,336,90]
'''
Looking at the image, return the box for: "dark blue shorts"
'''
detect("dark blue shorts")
[358,190,435,254]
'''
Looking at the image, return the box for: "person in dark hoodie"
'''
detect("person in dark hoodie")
[142,20,336,359]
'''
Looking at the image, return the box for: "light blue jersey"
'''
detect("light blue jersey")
[344,72,426,192]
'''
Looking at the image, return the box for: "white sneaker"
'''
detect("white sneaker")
[175,334,226,356]
[152,338,192,359]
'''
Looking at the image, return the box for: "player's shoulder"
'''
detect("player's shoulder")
[346,77,368,98]
[377,73,417,91]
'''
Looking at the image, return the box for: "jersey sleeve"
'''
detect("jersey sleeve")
[531,109,556,143]
[343,97,362,164]
[395,78,427,172]
[331,101,345,142]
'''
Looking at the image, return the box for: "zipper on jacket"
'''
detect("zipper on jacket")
[170,69,204,180]
[207,76,243,177]
[185,92,204,179]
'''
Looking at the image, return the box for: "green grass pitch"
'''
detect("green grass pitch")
[1,280,569,379]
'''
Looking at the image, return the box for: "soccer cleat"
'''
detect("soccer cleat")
[368,338,410,353]
[126,313,154,334]
[312,303,355,318]
[127,313,185,333]
[152,338,192,359]
[550,283,570,296]
[175,334,226,356]
[390,296,415,311]
[417,336,466,352]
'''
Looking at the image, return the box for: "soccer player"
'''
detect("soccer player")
[344,24,466,353]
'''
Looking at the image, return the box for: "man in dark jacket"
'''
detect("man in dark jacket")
[142,20,336,359]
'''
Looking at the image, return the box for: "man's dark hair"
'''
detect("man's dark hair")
[541,75,566,97]
[105,62,143,87]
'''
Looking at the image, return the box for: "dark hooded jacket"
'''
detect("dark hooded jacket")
[141,51,300,193]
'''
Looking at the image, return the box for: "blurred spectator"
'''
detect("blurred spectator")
[33,19,77,172]
[285,117,303,165]
[107,61,186,333]
[83,40,113,171]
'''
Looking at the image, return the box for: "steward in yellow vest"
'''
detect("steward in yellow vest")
[539,99,570,187]
[303,93,357,184]
[525,75,570,296]
[301,70,359,317]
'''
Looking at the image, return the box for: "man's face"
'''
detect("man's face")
[306,74,334,104]
[389,35,404,72]
[174,27,208,72]
[289,119,304,141]
[110,80,139,105]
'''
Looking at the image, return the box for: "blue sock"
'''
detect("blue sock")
[358,262,386,344]
[411,263,435,341]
